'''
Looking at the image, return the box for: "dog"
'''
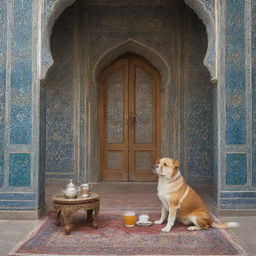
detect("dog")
[153,158,239,232]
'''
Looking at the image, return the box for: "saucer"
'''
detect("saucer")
[136,220,153,226]
[80,193,90,198]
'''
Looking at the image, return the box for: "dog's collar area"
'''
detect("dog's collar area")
[169,171,181,182]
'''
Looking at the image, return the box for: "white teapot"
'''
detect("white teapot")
[63,179,78,199]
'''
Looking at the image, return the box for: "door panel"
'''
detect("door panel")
[100,59,129,181]
[134,66,153,144]
[128,58,160,181]
[105,68,124,144]
[100,55,160,181]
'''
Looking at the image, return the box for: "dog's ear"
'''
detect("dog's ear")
[173,160,180,167]
[155,159,160,165]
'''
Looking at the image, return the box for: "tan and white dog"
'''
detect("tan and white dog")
[153,158,239,232]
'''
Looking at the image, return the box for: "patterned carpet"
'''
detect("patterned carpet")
[9,211,246,256]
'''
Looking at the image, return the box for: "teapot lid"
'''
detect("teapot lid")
[66,179,75,188]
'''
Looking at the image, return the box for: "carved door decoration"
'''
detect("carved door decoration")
[99,55,161,181]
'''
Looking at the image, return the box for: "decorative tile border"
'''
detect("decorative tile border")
[220,192,256,198]
[10,0,32,145]
[45,173,74,179]
[220,198,256,209]
[0,200,35,209]
[0,1,7,188]
[0,193,35,200]
[225,0,246,145]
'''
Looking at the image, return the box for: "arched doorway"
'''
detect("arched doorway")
[99,54,161,181]
[41,0,214,188]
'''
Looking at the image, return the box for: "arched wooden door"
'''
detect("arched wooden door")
[99,55,161,181]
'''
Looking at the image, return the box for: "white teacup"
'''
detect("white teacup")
[139,214,149,223]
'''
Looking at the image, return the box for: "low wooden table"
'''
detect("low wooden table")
[52,192,100,235]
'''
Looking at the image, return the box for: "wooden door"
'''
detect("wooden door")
[99,55,160,181]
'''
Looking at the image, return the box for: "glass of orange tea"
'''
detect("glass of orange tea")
[123,211,137,227]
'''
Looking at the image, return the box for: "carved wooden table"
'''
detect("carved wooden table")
[52,192,100,235]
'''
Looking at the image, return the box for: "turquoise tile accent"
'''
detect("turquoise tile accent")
[225,0,246,145]
[10,0,32,145]
[9,153,31,187]
[226,154,247,185]
[0,1,7,187]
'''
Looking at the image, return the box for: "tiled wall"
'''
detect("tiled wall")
[0,0,36,212]
[180,6,213,186]
[44,6,76,180]
[218,0,255,210]
[0,1,7,188]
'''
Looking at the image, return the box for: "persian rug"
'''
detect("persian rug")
[9,212,246,256]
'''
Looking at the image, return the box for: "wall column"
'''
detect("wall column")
[217,0,256,211]
[0,0,42,218]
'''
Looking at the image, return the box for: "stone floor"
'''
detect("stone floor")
[1,181,256,256]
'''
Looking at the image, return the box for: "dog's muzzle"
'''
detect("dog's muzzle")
[152,165,159,174]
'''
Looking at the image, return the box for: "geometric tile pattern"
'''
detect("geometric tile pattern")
[45,6,75,177]
[0,1,7,187]
[226,154,247,186]
[9,153,31,187]
[225,0,246,145]
[10,0,32,145]
[181,7,214,186]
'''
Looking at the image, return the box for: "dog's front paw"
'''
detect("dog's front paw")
[161,226,172,232]
[154,220,164,225]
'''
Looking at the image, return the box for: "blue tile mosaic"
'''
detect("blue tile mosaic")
[9,153,31,187]
[213,88,218,200]
[45,173,74,179]
[45,6,75,176]
[226,154,247,185]
[181,8,214,185]
[39,87,46,209]
[220,198,256,209]
[10,0,32,145]
[187,95,214,180]
[252,0,256,186]
[0,193,35,200]
[0,200,35,208]
[0,1,7,188]
[220,192,256,198]
[225,0,246,145]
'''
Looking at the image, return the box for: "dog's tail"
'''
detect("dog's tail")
[211,221,239,229]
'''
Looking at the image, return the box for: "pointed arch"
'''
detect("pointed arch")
[93,39,170,89]
[40,0,216,81]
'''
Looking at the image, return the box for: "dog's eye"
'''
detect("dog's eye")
[164,163,167,167]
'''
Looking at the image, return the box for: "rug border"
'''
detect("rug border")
[8,214,248,256]
[8,217,49,256]
[211,216,248,256]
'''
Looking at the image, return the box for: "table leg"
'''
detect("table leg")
[55,209,61,226]
[92,205,100,229]
[63,214,72,235]
[87,209,93,223]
